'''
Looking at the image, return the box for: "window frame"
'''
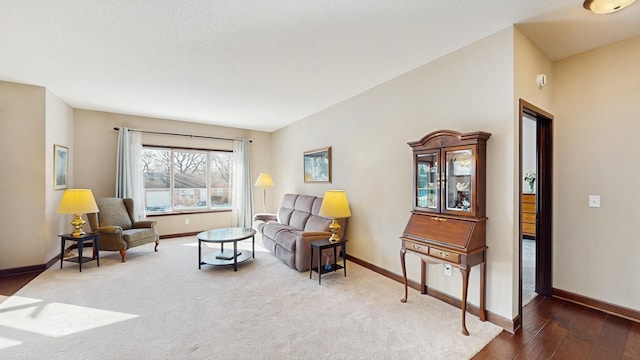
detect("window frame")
[142,144,233,216]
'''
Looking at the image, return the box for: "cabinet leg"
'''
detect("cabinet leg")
[400,248,408,303]
[459,266,470,336]
[421,260,427,294]
[480,262,486,322]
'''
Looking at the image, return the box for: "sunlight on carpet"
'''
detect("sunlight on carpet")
[0,300,138,337]
[0,236,502,359]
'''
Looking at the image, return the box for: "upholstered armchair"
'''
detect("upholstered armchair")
[87,198,159,262]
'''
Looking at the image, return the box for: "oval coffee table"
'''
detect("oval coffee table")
[197,227,256,271]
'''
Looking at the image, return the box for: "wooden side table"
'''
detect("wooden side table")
[309,238,347,285]
[59,233,99,272]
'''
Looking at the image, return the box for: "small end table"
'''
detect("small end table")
[309,238,347,285]
[59,233,99,272]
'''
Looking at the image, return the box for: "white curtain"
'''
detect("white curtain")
[116,127,145,219]
[232,139,253,228]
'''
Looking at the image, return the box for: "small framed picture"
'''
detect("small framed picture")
[304,147,331,183]
[54,144,68,190]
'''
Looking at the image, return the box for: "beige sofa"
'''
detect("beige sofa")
[254,194,346,272]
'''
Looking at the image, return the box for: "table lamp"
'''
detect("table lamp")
[254,172,274,213]
[319,190,351,242]
[57,189,99,237]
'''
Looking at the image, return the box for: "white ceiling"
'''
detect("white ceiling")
[1,1,639,132]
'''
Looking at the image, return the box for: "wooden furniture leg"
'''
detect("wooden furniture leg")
[421,260,427,294]
[480,261,486,321]
[459,266,470,336]
[400,248,408,303]
[119,250,127,262]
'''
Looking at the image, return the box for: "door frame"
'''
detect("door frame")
[518,99,553,314]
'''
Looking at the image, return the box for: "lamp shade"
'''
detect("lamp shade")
[583,0,636,14]
[254,173,274,188]
[319,190,351,218]
[57,189,99,214]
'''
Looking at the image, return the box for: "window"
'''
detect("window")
[142,147,233,213]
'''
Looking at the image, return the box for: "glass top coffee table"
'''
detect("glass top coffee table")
[197,227,256,271]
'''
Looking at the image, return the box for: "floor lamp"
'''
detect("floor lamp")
[254,173,274,213]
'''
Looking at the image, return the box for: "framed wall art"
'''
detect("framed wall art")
[304,147,331,183]
[54,144,68,190]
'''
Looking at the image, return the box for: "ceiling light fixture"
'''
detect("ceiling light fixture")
[583,0,637,14]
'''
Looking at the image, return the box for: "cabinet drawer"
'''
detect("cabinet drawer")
[404,240,429,255]
[523,223,536,235]
[522,194,536,204]
[522,202,536,213]
[522,213,536,223]
[428,248,460,264]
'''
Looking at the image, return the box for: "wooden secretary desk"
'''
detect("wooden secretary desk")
[400,129,491,336]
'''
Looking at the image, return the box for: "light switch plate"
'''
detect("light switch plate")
[589,195,600,208]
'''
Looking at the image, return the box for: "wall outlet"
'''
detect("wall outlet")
[443,264,452,277]
[185,218,190,225]
[588,195,600,208]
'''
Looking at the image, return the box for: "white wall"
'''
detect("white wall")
[73,109,272,236]
[0,81,47,269]
[553,35,640,310]
[273,27,517,319]
[513,27,556,317]
[45,90,75,263]
[522,115,536,192]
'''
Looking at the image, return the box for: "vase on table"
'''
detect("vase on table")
[527,180,535,193]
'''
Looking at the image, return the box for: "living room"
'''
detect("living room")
[1,1,639,358]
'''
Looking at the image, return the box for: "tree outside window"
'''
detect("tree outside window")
[142,147,232,213]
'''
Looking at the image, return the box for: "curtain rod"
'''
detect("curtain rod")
[113,127,252,142]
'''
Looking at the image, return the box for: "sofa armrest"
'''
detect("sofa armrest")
[132,220,157,229]
[294,231,335,272]
[299,231,332,239]
[253,213,278,232]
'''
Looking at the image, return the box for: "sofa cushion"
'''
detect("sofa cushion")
[294,195,316,212]
[274,230,300,253]
[263,222,295,240]
[281,194,298,209]
[277,207,294,225]
[276,194,298,225]
[311,198,323,215]
[96,198,133,230]
[289,211,310,230]
[304,215,331,232]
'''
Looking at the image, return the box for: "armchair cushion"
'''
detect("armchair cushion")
[94,198,133,230]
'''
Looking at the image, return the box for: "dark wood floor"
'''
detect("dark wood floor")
[473,295,640,360]
[1,273,638,359]
[0,272,40,296]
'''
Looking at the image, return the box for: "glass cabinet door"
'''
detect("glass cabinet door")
[416,152,439,211]
[444,148,473,214]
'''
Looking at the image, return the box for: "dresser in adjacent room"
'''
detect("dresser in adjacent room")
[522,193,536,239]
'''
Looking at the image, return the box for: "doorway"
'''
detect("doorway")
[522,113,537,306]
[519,100,553,314]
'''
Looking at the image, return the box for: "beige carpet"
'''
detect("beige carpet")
[522,239,537,306]
[0,236,501,359]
